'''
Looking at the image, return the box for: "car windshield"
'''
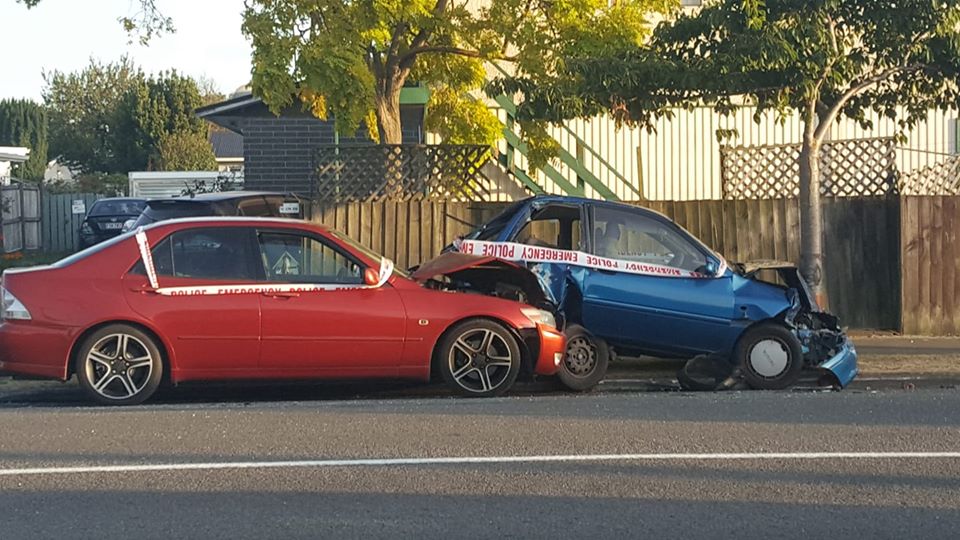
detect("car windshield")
[328,229,410,279]
[89,200,146,217]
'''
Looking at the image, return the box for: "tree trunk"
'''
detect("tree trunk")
[374,82,403,145]
[798,132,825,303]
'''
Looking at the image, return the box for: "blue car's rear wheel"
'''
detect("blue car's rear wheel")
[735,323,804,390]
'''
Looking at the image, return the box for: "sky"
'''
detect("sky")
[0,0,253,101]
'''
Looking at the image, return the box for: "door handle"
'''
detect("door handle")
[130,286,159,295]
[264,291,300,298]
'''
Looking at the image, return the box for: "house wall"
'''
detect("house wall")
[240,106,424,193]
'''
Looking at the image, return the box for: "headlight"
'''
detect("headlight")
[80,222,94,235]
[1,287,31,321]
[520,307,556,329]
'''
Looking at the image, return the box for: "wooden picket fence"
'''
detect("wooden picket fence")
[309,197,903,331]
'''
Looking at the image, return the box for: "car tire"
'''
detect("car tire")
[438,319,522,397]
[735,323,804,390]
[76,324,164,406]
[677,354,732,391]
[557,325,609,392]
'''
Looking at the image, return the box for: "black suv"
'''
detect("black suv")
[123,192,303,232]
[80,198,148,248]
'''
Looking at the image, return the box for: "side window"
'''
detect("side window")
[258,232,362,284]
[512,205,582,250]
[132,228,256,280]
[593,207,706,272]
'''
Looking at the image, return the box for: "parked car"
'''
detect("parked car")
[121,191,302,232]
[0,218,563,405]
[441,195,858,391]
[79,198,147,249]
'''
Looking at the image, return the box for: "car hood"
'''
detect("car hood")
[412,252,547,306]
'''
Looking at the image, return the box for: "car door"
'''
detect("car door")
[122,226,262,372]
[256,229,407,374]
[580,204,735,355]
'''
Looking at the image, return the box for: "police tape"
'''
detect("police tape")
[134,227,395,296]
[455,239,727,279]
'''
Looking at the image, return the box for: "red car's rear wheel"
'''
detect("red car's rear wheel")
[438,320,521,397]
[76,324,164,406]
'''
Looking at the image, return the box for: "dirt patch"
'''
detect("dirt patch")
[858,355,960,375]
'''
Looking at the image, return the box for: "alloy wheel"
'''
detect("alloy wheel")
[447,328,515,394]
[84,333,155,400]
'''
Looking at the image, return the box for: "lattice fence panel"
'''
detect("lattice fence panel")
[721,137,898,199]
[899,155,960,195]
[313,144,491,202]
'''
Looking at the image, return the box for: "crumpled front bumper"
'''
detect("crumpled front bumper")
[818,340,859,388]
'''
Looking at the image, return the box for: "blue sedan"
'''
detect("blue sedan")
[449,195,858,391]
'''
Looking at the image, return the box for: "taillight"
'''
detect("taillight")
[1,287,31,320]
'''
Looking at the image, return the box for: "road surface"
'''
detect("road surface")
[0,386,959,539]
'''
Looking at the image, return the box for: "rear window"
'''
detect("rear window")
[133,201,217,227]
[89,200,146,217]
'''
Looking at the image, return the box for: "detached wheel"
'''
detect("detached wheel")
[557,325,609,392]
[438,320,521,397]
[76,324,163,405]
[735,323,803,390]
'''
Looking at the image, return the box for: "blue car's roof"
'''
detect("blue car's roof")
[520,194,674,222]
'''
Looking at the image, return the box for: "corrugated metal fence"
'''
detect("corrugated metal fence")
[41,192,102,253]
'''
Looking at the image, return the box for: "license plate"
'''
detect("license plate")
[102,222,123,229]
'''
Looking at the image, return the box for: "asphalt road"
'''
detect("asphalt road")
[1,384,959,539]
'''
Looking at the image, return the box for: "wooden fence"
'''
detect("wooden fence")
[901,196,960,335]
[310,197,902,331]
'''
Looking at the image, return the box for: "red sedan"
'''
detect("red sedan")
[0,218,563,405]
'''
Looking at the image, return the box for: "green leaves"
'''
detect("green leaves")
[505,0,960,147]
[156,131,218,172]
[0,99,48,181]
[44,58,211,174]
[244,0,676,145]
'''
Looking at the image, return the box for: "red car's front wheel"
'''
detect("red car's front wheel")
[438,320,521,397]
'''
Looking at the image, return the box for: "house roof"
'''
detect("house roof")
[209,130,243,160]
[195,93,261,119]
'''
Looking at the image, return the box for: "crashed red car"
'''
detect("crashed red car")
[0,218,562,405]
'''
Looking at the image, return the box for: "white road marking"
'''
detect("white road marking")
[1,452,959,477]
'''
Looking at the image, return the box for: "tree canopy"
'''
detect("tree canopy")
[242,0,676,145]
[44,58,215,174]
[156,131,218,171]
[0,99,48,181]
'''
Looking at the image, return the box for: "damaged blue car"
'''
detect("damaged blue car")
[441,195,857,392]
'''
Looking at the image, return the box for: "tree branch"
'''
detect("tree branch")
[813,63,924,141]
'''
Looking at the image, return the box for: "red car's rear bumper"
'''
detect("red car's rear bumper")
[0,322,71,380]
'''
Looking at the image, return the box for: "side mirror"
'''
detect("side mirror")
[363,268,379,286]
[703,260,719,277]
